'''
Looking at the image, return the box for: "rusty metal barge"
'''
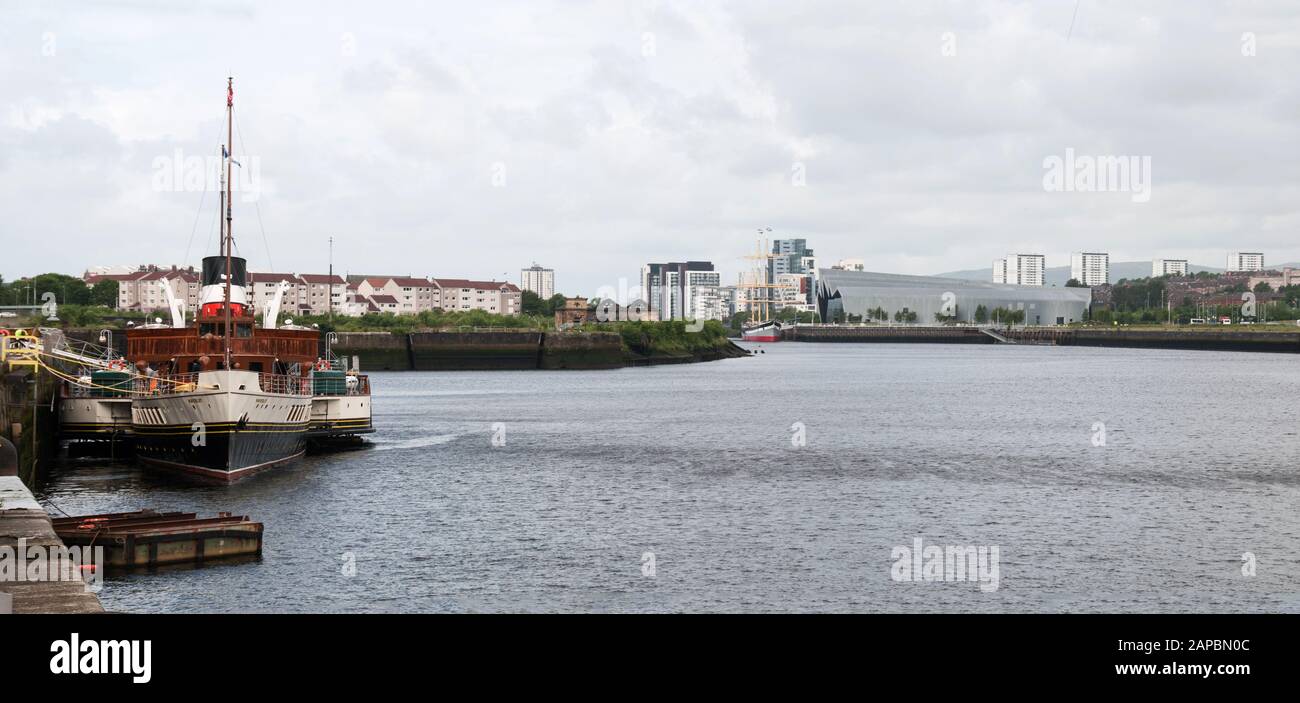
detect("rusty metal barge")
[53,510,263,568]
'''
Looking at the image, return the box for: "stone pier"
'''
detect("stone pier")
[0,437,104,614]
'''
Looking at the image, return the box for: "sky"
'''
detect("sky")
[1,0,1298,296]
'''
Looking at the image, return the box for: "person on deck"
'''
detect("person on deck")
[135,359,158,393]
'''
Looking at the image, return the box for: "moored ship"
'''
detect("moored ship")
[123,254,318,481]
[741,320,782,342]
[45,78,373,481]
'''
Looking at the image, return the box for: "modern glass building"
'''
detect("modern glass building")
[816,269,1092,325]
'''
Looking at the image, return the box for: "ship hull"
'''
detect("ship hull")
[741,322,782,343]
[133,423,307,483]
[59,397,133,440]
[130,370,311,483]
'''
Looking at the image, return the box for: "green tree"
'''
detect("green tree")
[89,279,118,307]
[521,290,546,316]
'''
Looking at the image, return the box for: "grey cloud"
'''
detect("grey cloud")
[0,1,1297,292]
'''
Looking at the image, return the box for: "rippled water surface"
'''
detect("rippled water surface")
[36,342,1300,612]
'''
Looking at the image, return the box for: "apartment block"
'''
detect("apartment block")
[773,272,814,312]
[1226,252,1265,273]
[641,261,719,321]
[993,254,1045,286]
[94,266,201,313]
[429,279,521,315]
[350,276,520,315]
[1152,259,1189,277]
[1070,252,1109,287]
[769,239,817,306]
[521,263,555,299]
[355,277,438,314]
[247,272,346,316]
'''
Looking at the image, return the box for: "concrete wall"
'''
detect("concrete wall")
[782,324,1300,353]
[783,326,994,344]
[1007,327,1300,353]
[0,369,58,485]
[0,471,104,613]
[541,331,624,369]
[332,332,410,370]
[332,330,626,370]
[409,331,542,370]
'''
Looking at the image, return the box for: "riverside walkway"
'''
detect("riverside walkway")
[0,437,104,614]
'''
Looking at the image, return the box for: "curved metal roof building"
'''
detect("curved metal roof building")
[816,269,1092,325]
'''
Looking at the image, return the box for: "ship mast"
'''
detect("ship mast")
[223,76,234,371]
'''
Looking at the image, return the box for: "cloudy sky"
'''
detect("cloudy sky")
[2,1,1298,294]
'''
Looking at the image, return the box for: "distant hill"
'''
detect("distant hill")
[934,261,1300,287]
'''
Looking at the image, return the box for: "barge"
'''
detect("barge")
[53,510,263,568]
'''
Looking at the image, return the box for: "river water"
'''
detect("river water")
[35,342,1300,613]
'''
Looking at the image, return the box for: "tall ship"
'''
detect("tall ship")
[46,78,373,482]
[741,320,782,342]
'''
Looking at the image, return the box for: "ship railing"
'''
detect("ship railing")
[76,372,208,397]
[61,371,318,397]
[259,373,312,396]
[142,372,203,396]
[350,374,370,396]
[311,373,370,396]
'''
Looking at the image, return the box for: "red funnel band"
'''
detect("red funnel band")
[202,302,247,317]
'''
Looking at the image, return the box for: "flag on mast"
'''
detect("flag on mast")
[221,145,242,168]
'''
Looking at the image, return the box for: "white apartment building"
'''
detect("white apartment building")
[833,258,866,271]
[689,284,723,321]
[110,267,201,313]
[716,286,738,319]
[641,262,717,320]
[993,254,1045,286]
[357,277,438,314]
[351,276,520,315]
[248,272,347,316]
[299,274,348,315]
[1226,252,1265,272]
[774,272,814,312]
[368,294,400,314]
[1152,258,1189,277]
[430,279,522,315]
[248,272,304,315]
[1069,252,1109,287]
[89,264,349,317]
[340,287,377,316]
[683,270,723,320]
[520,263,555,300]
[733,286,751,314]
